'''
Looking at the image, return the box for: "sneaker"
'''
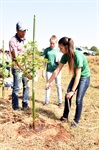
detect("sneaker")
[13,108,21,111]
[60,116,68,122]
[58,103,62,107]
[71,120,78,128]
[21,106,31,111]
[43,102,49,106]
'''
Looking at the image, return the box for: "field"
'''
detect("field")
[0,56,99,150]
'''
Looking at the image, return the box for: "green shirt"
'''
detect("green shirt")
[43,47,60,72]
[60,51,90,78]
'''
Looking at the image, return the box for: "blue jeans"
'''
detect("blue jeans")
[12,68,29,110]
[63,76,90,124]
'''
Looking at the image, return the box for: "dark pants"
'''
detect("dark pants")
[63,76,90,124]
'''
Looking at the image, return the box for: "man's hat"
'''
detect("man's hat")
[16,21,28,31]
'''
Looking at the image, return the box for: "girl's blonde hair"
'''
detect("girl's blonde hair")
[50,35,58,42]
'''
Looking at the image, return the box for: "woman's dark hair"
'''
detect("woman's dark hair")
[58,37,74,74]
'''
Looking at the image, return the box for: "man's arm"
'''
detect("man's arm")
[10,44,31,79]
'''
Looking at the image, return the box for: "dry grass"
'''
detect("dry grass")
[0,56,99,150]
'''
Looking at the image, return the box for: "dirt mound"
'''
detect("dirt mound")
[17,120,72,142]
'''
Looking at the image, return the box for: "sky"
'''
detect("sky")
[0,0,99,50]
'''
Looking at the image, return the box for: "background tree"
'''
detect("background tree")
[90,46,99,55]
[90,46,99,52]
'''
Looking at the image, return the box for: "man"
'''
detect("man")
[9,21,29,110]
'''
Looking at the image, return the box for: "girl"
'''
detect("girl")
[46,37,90,127]
[42,35,63,106]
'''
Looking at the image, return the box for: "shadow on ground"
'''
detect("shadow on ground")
[36,107,59,120]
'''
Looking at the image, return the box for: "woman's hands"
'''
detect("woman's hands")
[66,91,75,99]
[46,82,52,90]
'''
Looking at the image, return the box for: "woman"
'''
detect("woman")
[46,37,90,127]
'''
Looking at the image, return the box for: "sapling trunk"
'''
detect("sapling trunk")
[32,15,36,129]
